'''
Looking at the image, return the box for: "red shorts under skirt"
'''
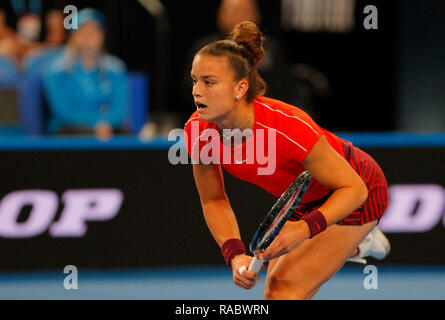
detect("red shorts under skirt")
[290,140,389,226]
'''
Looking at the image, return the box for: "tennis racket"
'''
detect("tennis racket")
[242,171,312,275]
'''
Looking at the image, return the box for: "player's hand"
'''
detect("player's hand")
[231,254,264,290]
[258,220,310,262]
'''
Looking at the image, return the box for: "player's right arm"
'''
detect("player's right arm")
[192,162,258,289]
[192,162,240,246]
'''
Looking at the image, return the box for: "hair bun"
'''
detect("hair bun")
[229,21,264,67]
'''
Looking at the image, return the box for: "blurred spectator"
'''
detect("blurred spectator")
[181,0,290,111]
[0,9,14,41]
[0,54,18,82]
[0,9,17,61]
[43,8,128,139]
[0,8,66,66]
[13,13,42,63]
[43,9,66,46]
[21,9,67,77]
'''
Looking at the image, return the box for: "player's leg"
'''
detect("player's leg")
[305,285,322,300]
[263,220,377,300]
[299,225,390,300]
[347,225,390,264]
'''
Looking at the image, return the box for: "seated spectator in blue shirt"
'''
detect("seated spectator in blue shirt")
[0,54,18,83]
[43,8,128,138]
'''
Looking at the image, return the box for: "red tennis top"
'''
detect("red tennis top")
[184,96,346,204]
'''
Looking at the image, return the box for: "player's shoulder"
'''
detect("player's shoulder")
[184,112,215,132]
[254,96,319,133]
[184,111,200,128]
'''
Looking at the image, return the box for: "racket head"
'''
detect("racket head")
[249,171,312,254]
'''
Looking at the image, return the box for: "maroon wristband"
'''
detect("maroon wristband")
[221,238,246,267]
[301,209,327,239]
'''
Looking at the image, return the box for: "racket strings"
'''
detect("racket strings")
[250,171,312,254]
[255,187,303,251]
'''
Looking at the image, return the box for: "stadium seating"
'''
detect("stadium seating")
[0,55,23,136]
[0,48,149,136]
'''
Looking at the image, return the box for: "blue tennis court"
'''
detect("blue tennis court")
[1,264,444,300]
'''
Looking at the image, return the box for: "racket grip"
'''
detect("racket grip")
[248,257,264,273]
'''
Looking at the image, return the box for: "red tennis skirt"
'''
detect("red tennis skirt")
[290,140,389,225]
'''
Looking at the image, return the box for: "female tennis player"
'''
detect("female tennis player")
[184,21,390,299]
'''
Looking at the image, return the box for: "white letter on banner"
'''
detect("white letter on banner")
[379,184,445,233]
[49,189,124,237]
[0,190,58,238]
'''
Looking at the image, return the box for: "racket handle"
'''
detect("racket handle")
[248,256,264,274]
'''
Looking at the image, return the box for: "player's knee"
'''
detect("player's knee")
[264,287,309,300]
[264,276,311,300]
[305,286,321,300]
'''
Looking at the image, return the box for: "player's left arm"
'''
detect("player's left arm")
[301,134,368,226]
[259,134,368,261]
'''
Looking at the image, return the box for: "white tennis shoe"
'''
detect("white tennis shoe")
[347,226,390,264]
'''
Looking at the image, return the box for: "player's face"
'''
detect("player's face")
[191,54,239,123]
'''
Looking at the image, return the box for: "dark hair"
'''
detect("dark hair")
[197,21,266,102]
